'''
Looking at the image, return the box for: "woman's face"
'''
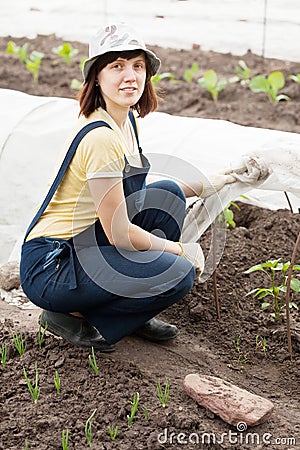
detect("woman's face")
[97,53,147,112]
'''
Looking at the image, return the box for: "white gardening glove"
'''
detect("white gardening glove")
[177,242,205,275]
[199,173,236,198]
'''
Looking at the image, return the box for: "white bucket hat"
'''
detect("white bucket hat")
[83,23,161,82]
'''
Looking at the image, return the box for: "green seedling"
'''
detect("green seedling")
[37,322,47,350]
[143,407,149,420]
[26,50,44,83]
[24,442,30,450]
[157,376,170,408]
[245,259,300,321]
[289,73,300,84]
[54,370,61,394]
[230,60,251,85]
[0,344,7,366]
[127,392,140,428]
[70,79,83,90]
[13,332,26,356]
[184,62,199,83]
[249,71,289,102]
[151,72,175,86]
[6,40,29,63]
[88,346,99,375]
[223,201,240,229]
[85,409,97,446]
[52,42,79,65]
[256,335,268,355]
[23,362,40,403]
[62,429,69,450]
[108,425,118,441]
[233,335,248,368]
[198,69,227,102]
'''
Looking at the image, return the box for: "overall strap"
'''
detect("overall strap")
[24,120,112,240]
[128,110,142,153]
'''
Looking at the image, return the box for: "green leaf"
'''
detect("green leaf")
[289,301,298,310]
[268,71,285,91]
[290,277,300,292]
[249,75,269,93]
[244,264,264,274]
[261,302,270,310]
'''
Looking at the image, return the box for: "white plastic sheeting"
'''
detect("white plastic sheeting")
[0,88,300,265]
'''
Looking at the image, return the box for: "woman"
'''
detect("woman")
[20,23,234,352]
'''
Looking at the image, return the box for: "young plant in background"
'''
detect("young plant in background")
[0,343,7,366]
[233,334,248,368]
[289,73,300,84]
[198,69,227,102]
[70,56,87,90]
[37,322,47,350]
[23,362,40,403]
[13,332,26,356]
[256,335,268,356]
[127,392,140,428]
[223,201,240,229]
[249,71,289,103]
[52,42,79,65]
[24,442,30,450]
[157,376,170,408]
[61,429,69,450]
[85,409,97,447]
[183,62,199,83]
[230,60,251,85]
[54,370,61,394]
[151,72,175,86]
[108,425,118,441]
[244,259,300,321]
[6,41,29,63]
[26,50,44,83]
[88,346,99,375]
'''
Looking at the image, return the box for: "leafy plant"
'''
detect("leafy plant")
[223,201,240,229]
[198,69,227,101]
[70,79,83,90]
[85,409,97,446]
[245,259,300,320]
[26,51,44,83]
[52,42,78,65]
[54,370,61,394]
[24,442,30,450]
[37,322,47,350]
[6,41,29,63]
[143,407,149,419]
[127,392,140,428]
[23,362,40,403]
[13,332,26,356]
[249,71,289,102]
[198,69,227,102]
[0,344,7,366]
[230,60,251,85]
[157,376,170,408]
[108,425,118,441]
[184,62,199,83]
[256,335,268,355]
[289,73,300,84]
[62,429,69,450]
[151,72,175,86]
[88,346,99,375]
[233,335,248,368]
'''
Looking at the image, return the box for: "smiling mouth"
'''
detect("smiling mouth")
[120,87,137,92]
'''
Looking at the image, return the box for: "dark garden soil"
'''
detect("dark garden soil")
[1,35,300,450]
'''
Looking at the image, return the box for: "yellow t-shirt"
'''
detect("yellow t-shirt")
[26,108,140,241]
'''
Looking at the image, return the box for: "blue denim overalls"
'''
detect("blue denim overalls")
[20,111,195,344]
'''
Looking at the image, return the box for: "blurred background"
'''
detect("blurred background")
[1,0,299,61]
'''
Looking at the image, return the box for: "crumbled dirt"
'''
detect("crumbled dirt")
[0,35,300,450]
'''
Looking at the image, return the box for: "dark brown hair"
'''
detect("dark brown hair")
[78,50,159,118]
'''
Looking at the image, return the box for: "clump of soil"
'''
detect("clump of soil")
[0,35,300,450]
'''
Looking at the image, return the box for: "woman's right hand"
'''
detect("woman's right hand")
[177,242,205,274]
